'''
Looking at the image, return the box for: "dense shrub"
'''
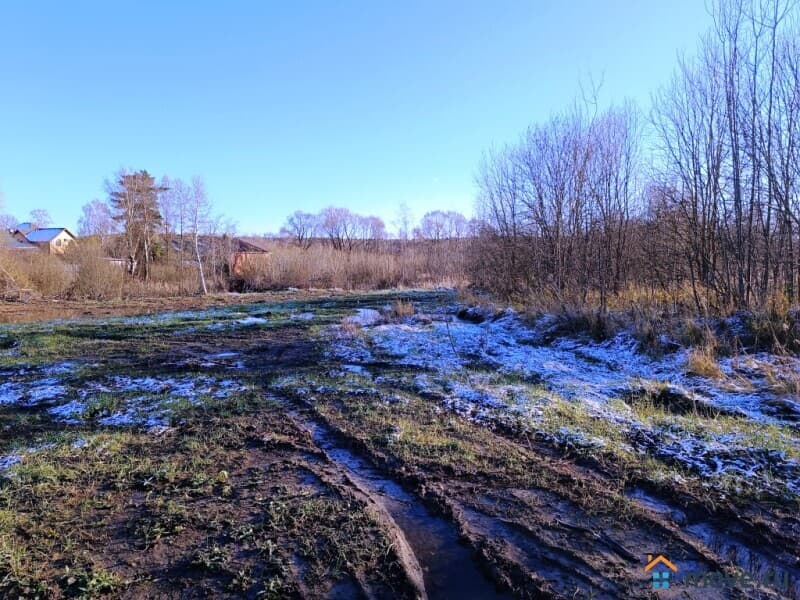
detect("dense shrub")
[66,242,124,299]
[0,251,73,297]
[233,244,467,291]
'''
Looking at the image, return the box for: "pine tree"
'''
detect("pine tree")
[108,170,165,279]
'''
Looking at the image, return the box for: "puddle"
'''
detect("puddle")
[685,521,800,596]
[287,406,509,599]
[626,486,688,525]
[628,487,800,598]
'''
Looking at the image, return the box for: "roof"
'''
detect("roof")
[0,230,37,250]
[24,228,77,243]
[645,555,677,572]
[234,237,270,253]
[15,222,36,234]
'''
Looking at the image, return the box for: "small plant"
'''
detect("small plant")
[133,499,188,546]
[685,346,723,378]
[192,545,230,573]
[391,299,415,319]
[228,566,256,592]
[61,566,123,597]
[340,320,361,335]
[81,394,120,420]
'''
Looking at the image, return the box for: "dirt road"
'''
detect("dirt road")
[0,291,797,598]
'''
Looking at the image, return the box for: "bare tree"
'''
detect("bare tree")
[29,209,52,228]
[78,199,117,239]
[0,214,18,230]
[393,202,413,242]
[647,0,800,310]
[281,211,318,249]
[159,177,192,291]
[188,177,212,294]
[320,207,358,251]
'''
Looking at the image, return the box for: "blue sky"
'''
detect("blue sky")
[0,1,712,235]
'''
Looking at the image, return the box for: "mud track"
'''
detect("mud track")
[1,291,797,598]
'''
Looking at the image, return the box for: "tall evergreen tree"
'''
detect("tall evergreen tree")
[108,170,165,279]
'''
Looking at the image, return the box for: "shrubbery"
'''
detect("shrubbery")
[232,243,467,291]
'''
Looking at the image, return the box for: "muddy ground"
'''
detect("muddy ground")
[0,291,797,599]
[0,290,338,324]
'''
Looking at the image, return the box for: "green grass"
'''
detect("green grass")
[0,375,417,598]
[626,393,800,460]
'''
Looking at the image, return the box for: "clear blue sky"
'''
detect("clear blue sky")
[0,1,711,235]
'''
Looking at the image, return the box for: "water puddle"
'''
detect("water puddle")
[287,405,509,599]
[626,486,688,525]
[627,486,800,598]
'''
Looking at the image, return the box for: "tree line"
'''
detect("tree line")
[77,169,234,293]
[474,0,800,314]
[280,206,473,250]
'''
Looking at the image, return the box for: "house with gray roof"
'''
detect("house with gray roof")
[0,229,38,251]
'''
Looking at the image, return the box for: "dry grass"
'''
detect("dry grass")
[685,346,723,378]
[0,248,206,300]
[234,245,467,291]
[391,299,415,318]
[760,359,800,395]
[120,263,203,297]
[65,242,125,299]
[0,249,73,297]
[340,320,362,336]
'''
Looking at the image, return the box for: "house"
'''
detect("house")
[230,237,271,278]
[645,554,678,590]
[16,227,77,255]
[14,222,37,236]
[0,230,38,252]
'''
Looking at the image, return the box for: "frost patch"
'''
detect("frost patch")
[0,454,21,472]
[0,382,22,405]
[237,316,268,326]
[345,309,381,327]
[0,379,68,406]
[47,376,248,429]
[342,364,370,376]
[25,381,69,405]
[48,400,86,423]
[329,303,800,497]
[325,329,374,364]
[291,312,314,321]
[205,315,269,331]
[39,362,77,376]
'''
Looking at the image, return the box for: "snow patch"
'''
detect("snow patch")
[237,316,268,326]
[330,304,800,496]
[345,308,381,327]
[0,454,21,472]
[291,312,314,321]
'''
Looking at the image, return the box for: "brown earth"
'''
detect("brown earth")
[0,292,797,599]
[0,290,338,324]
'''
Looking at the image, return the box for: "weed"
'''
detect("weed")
[685,346,723,378]
[391,299,415,319]
[192,545,230,573]
[81,393,120,420]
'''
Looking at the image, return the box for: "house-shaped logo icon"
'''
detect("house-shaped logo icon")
[645,554,678,589]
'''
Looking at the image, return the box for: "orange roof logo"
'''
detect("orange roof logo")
[645,555,678,590]
[645,554,678,572]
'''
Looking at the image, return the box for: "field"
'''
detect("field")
[0,290,798,599]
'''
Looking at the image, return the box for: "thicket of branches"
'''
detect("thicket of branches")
[241,206,474,290]
[77,170,236,295]
[473,0,800,315]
